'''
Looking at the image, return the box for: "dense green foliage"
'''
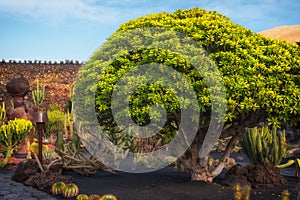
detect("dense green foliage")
[0,118,32,167]
[0,118,32,150]
[115,8,300,125]
[74,8,300,153]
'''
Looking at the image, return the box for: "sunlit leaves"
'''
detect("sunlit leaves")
[77,7,300,143]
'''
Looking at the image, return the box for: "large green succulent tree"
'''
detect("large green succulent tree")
[73,8,300,182]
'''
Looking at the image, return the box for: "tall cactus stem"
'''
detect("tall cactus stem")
[32,79,45,111]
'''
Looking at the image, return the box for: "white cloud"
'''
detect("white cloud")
[0,0,298,31]
[0,0,190,23]
[0,0,143,25]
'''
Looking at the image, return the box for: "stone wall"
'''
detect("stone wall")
[0,59,82,111]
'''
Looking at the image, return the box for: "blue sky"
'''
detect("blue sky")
[0,0,299,62]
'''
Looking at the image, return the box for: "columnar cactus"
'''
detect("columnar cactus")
[45,109,65,141]
[240,125,286,166]
[56,121,64,151]
[0,102,6,126]
[32,79,45,111]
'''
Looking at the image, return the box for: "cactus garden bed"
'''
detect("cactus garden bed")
[1,152,299,200]
[57,161,300,200]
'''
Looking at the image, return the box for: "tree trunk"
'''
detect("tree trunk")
[190,156,214,182]
[185,130,216,182]
[183,126,244,182]
[182,110,265,182]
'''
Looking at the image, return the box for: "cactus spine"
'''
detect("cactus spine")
[32,79,45,111]
[240,125,286,167]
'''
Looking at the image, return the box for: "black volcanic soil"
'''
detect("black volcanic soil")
[4,153,300,200]
[56,166,300,200]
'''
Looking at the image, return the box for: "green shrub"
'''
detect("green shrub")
[0,118,32,167]
[49,104,61,111]
[73,8,300,181]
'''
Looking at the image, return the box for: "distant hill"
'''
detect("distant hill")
[259,25,300,45]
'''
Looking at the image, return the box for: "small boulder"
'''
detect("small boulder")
[25,170,73,192]
[6,77,30,98]
[11,159,39,182]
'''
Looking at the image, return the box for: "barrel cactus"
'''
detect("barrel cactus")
[62,183,79,198]
[100,194,117,200]
[51,181,66,195]
[76,194,89,200]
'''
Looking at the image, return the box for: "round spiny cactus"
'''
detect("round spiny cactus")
[76,194,89,200]
[51,181,66,195]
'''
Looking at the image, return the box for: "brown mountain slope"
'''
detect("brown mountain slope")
[259,25,300,44]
